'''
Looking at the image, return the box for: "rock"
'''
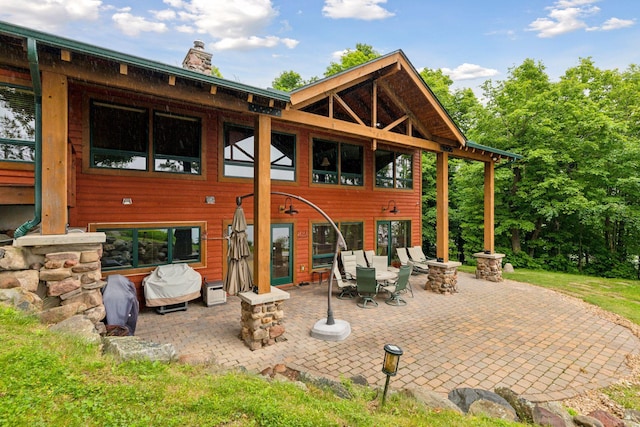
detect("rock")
[538,401,575,426]
[80,251,100,263]
[0,246,29,270]
[623,421,640,427]
[495,386,534,423]
[468,398,518,421]
[7,270,40,292]
[298,371,352,399]
[0,275,20,289]
[61,289,102,310]
[503,263,515,273]
[588,410,625,427]
[102,336,177,363]
[40,268,72,282]
[84,305,106,323]
[349,375,368,386]
[406,387,463,413]
[624,410,640,423]
[48,277,82,297]
[533,405,568,427]
[574,414,605,427]
[39,302,83,324]
[46,251,80,262]
[0,287,42,313]
[49,314,101,344]
[448,387,514,414]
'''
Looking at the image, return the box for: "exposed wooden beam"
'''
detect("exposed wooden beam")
[484,162,495,253]
[119,63,128,75]
[210,85,217,95]
[436,152,449,262]
[376,79,434,140]
[247,93,253,103]
[372,81,378,130]
[61,50,71,62]
[0,186,34,204]
[333,93,365,125]
[168,75,176,86]
[254,115,271,294]
[383,114,409,131]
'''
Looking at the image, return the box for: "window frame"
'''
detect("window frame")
[88,221,206,275]
[0,83,36,165]
[310,220,364,269]
[222,122,297,181]
[375,149,414,189]
[311,137,363,186]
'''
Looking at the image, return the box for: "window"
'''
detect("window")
[377,220,411,264]
[375,150,413,188]
[312,138,363,186]
[0,84,35,163]
[311,221,364,268]
[153,112,201,174]
[90,100,202,174]
[95,224,203,271]
[223,123,296,181]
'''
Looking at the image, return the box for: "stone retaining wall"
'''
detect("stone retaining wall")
[240,299,286,350]
[0,234,107,329]
[473,253,505,282]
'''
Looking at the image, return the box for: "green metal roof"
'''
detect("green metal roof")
[466,141,522,160]
[0,20,290,103]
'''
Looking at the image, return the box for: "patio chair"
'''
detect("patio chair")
[398,247,429,274]
[364,250,375,266]
[408,246,431,263]
[356,266,378,308]
[382,265,411,306]
[340,250,353,266]
[342,254,357,280]
[371,255,389,273]
[333,263,356,299]
[353,250,368,267]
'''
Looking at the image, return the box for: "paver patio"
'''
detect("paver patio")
[135,272,640,402]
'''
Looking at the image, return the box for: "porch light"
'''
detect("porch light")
[381,344,403,406]
[382,200,398,214]
[122,198,133,205]
[283,197,298,215]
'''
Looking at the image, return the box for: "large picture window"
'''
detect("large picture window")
[375,150,413,188]
[93,223,203,271]
[311,221,364,268]
[0,84,35,163]
[223,123,296,181]
[312,138,363,186]
[90,100,202,174]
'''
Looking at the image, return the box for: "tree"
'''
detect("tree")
[324,43,381,77]
[271,70,306,92]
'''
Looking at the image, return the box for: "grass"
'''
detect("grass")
[2,267,640,425]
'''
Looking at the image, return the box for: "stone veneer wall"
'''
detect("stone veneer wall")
[240,299,286,350]
[0,238,106,329]
[426,261,461,294]
[474,253,505,282]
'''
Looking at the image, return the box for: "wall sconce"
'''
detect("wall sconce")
[283,197,298,215]
[381,344,403,406]
[122,197,133,205]
[382,200,398,214]
[320,156,330,167]
[205,196,215,204]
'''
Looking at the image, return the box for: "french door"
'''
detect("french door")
[376,220,411,264]
[271,223,293,286]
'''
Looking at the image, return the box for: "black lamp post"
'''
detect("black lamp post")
[381,344,403,406]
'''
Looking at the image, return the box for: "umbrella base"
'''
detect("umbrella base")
[310,318,351,341]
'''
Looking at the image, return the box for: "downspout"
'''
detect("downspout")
[14,38,42,238]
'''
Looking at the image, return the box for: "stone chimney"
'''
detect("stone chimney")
[182,40,212,74]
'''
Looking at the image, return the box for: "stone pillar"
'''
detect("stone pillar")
[425,260,461,294]
[238,287,290,351]
[473,252,505,282]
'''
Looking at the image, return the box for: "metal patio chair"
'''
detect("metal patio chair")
[382,265,411,306]
[355,266,378,308]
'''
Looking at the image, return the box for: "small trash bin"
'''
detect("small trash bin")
[203,280,226,306]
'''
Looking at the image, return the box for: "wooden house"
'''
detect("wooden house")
[0,21,519,304]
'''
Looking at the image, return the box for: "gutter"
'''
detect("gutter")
[14,38,42,238]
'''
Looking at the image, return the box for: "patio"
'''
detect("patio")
[135,271,640,402]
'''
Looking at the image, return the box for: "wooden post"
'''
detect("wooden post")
[484,161,495,253]
[254,115,271,294]
[41,71,68,235]
[436,152,448,262]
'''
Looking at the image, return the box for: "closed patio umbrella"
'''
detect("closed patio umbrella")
[224,204,253,295]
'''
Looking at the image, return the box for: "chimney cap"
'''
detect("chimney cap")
[193,40,205,50]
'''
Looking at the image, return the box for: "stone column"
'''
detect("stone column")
[473,252,505,282]
[238,286,290,351]
[425,260,461,294]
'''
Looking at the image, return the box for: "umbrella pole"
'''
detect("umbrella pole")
[325,240,341,326]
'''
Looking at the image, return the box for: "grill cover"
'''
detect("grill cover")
[143,263,201,307]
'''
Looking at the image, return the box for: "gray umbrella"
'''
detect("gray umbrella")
[224,204,253,295]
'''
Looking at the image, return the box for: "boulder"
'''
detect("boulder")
[588,410,625,427]
[495,386,534,423]
[448,387,514,414]
[0,246,29,270]
[574,414,605,427]
[503,263,515,273]
[102,336,177,363]
[49,314,101,344]
[533,405,568,427]
[405,387,463,413]
[0,287,43,313]
[468,398,518,421]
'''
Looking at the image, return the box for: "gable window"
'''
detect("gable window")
[90,100,202,174]
[375,150,413,189]
[0,84,35,163]
[94,223,203,271]
[311,221,364,268]
[223,123,296,181]
[312,138,363,186]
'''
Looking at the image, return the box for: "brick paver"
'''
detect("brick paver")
[135,272,640,402]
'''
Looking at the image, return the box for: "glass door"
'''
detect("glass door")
[271,223,293,286]
[376,220,411,265]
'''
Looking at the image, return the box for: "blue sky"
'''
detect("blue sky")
[1,0,638,96]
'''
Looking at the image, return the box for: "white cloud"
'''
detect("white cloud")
[152,9,177,21]
[322,0,394,20]
[441,63,499,81]
[211,36,299,51]
[0,0,102,31]
[527,0,634,38]
[587,17,636,31]
[112,12,168,36]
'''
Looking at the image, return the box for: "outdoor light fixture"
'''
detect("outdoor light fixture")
[381,344,403,406]
[320,156,330,167]
[122,197,133,205]
[283,197,299,215]
[382,200,398,214]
